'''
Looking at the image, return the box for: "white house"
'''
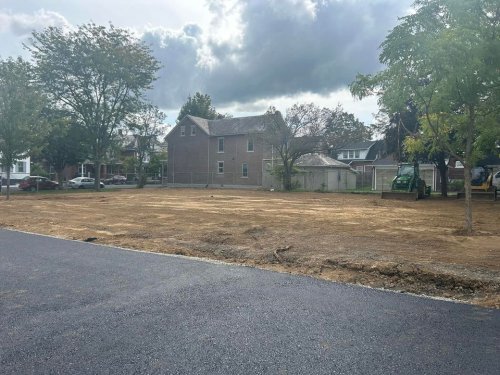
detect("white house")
[0,157,31,183]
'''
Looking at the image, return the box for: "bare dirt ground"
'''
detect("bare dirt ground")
[1,188,499,308]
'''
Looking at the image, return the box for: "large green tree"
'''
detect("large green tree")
[0,57,45,199]
[265,104,324,191]
[176,92,226,122]
[37,109,88,186]
[351,0,500,234]
[28,23,160,189]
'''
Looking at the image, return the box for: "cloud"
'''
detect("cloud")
[145,0,412,114]
[0,9,71,36]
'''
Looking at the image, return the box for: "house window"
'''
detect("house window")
[247,139,254,152]
[17,161,25,173]
[354,150,360,159]
[190,125,196,136]
[218,137,224,153]
[342,151,348,159]
[217,161,224,174]
[180,126,185,136]
[242,163,248,177]
[348,150,354,159]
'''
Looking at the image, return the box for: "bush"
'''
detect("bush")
[448,179,464,192]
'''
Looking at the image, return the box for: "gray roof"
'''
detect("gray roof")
[371,155,398,166]
[338,140,378,151]
[336,140,384,162]
[296,153,351,169]
[185,113,281,136]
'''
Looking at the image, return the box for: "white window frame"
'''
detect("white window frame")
[354,150,360,159]
[180,125,185,136]
[190,125,196,136]
[17,161,25,173]
[348,150,354,159]
[218,137,224,153]
[217,161,224,174]
[342,151,348,159]
[247,139,254,152]
[242,162,248,178]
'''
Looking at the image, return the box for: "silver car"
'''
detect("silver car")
[68,177,105,189]
[493,171,500,189]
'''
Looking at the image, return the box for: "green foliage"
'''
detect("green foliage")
[126,103,167,187]
[148,151,168,177]
[448,179,464,192]
[28,23,161,188]
[177,92,227,122]
[30,163,49,177]
[350,0,500,233]
[0,57,46,198]
[36,108,88,184]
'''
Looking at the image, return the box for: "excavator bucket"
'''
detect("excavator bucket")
[381,191,419,200]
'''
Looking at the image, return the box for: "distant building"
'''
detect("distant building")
[0,157,30,184]
[293,153,357,191]
[335,140,384,172]
[166,114,278,187]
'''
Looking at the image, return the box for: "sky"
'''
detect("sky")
[0,0,413,126]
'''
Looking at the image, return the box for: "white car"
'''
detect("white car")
[493,171,500,189]
[68,177,105,189]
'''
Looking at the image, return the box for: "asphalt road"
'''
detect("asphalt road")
[1,229,499,374]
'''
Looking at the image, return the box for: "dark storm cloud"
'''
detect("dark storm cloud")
[145,0,412,110]
[143,27,208,107]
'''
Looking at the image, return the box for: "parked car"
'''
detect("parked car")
[18,176,59,191]
[68,177,105,189]
[493,171,500,189]
[104,175,127,185]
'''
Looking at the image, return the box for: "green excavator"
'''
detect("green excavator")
[381,162,431,200]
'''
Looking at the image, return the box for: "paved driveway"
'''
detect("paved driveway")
[1,229,499,374]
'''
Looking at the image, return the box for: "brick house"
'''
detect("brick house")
[166,114,280,187]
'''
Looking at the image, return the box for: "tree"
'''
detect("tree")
[265,104,324,191]
[126,103,166,187]
[351,0,500,234]
[37,109,88,186]
[176,92,227,122]
[28,23,160,190]
[0,57,46,199]
[323,104,372,154]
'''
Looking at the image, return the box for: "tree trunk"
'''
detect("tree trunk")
[436,154,448,197]
[56,167,64,189]
[463,106,475,235]
[95,159,101,190]
[283,164,292,191]
[137,160,145,188]
[6,169,11,200]
[463,163,473,235]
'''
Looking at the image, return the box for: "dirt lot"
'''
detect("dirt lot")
[1,188,499,308]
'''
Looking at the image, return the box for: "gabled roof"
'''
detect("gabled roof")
[335,140,384,162]
[296,153,351,169]
[338,140,379,151]
[176,113,282,137]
